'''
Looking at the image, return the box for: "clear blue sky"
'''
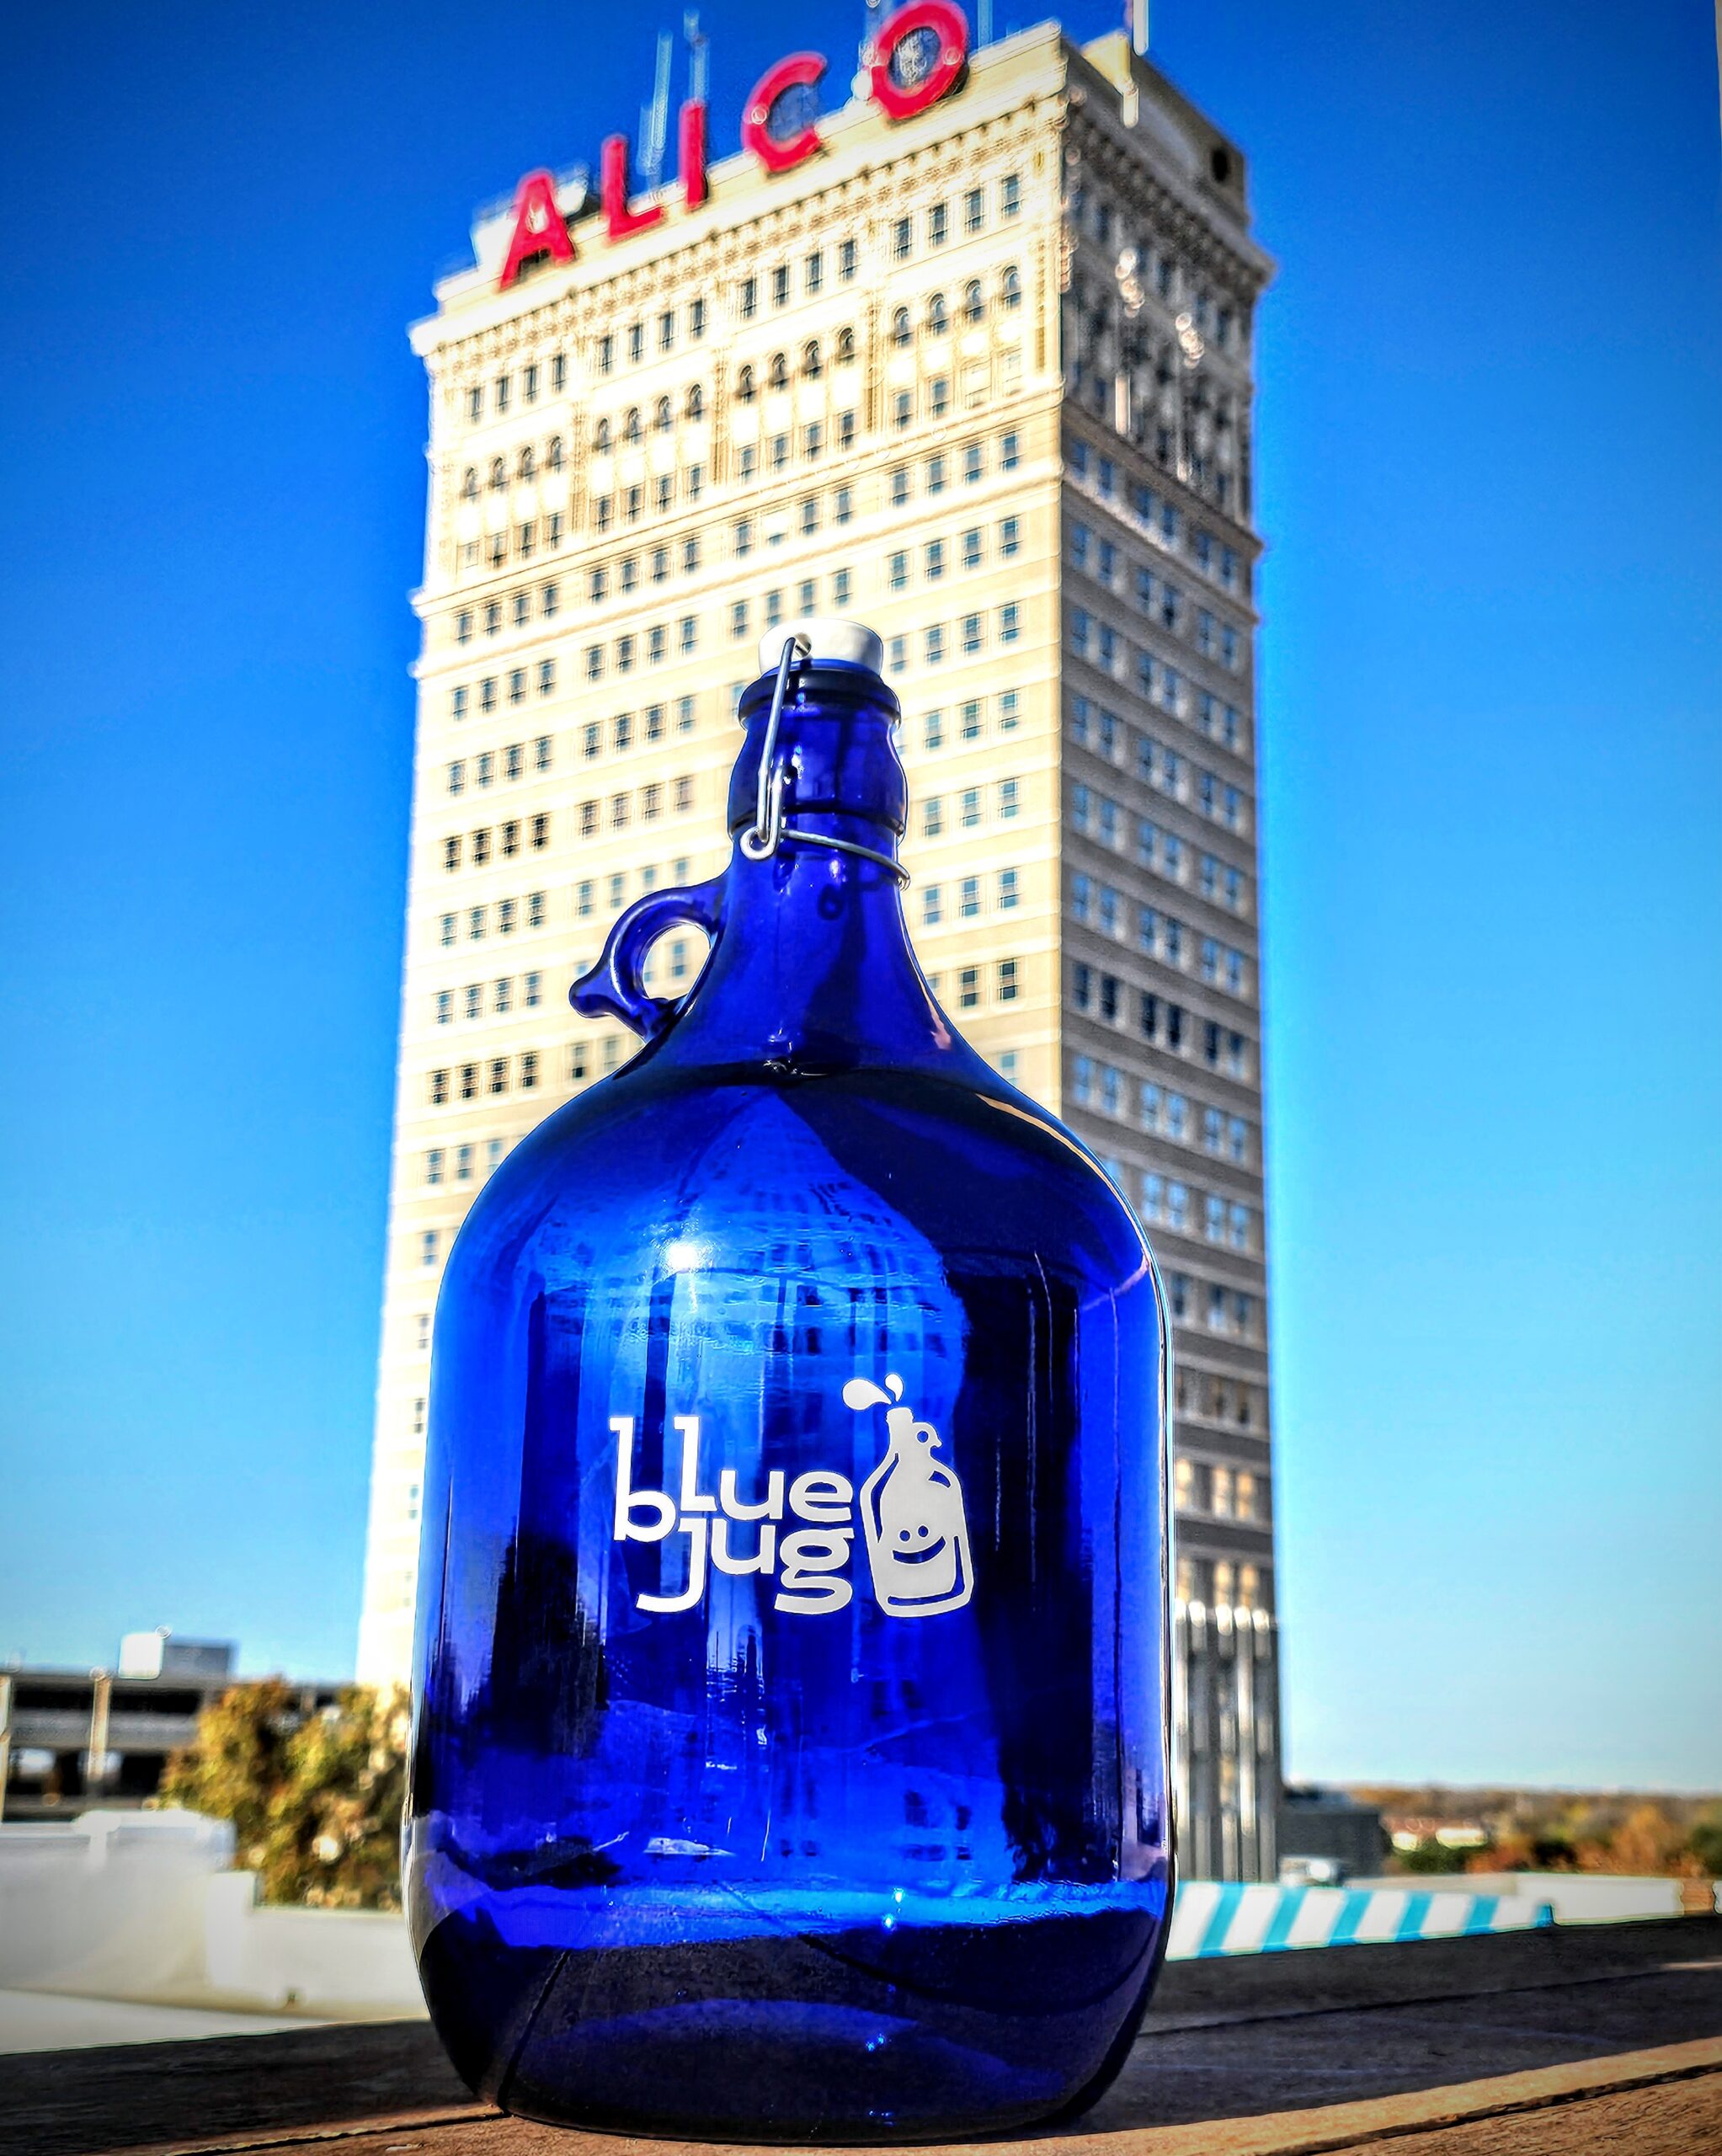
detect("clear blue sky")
[2,1,1717,1790]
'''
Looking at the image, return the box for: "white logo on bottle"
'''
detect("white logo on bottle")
[610,1377,973,1618]
[846,1375,974,1617]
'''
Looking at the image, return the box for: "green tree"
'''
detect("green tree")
[159,1681,409,1910]
[1685,1809,1722,1879]
[1396,1838,1473,1876]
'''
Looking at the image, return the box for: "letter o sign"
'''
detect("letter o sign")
[870,0,969,122]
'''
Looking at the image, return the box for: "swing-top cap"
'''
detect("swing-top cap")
[758,617,885,678]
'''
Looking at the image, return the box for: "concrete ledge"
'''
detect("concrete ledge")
[1,1918,1717,2156]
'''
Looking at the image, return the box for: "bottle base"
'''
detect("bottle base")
[419,1899,1167,2143]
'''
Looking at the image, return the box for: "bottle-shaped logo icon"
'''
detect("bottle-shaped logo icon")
[845,1374,974,1617]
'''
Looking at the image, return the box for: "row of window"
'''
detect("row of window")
[1073,691,1248,773]
[578,618,701,677]
[1079,1070,1256,1162]
[414,1146,505,1206]
[883,606,1024,674]
[577,699,697,760]
[1084,742,1247,827]
[887,430,1021,505]
[441,817,550,872]
[1158,1269,1259,1341]
[447,443,1019,642]
[582,395,1020,536]
[575,862,692,918]
[1070,608,1245,711]
[455,588,562,643]
[435,892,546,945]
[923,959,1021,1011]
[1075,584,1242,675]
[1074,1094,1256,1245]
[732,184,1022,333]
[1073,510,1244,599]
[1175,1458,1266,1521]
[574,779,696,835]
[433,974,545,1026]
[919,779,1022,839]
[446,739,553,792]
[1071,526,1246,660]
[1140,1174,1256,1253]
[1069,435,1243,545]
[426,1052,541,1108]
[921,869,1021,926]
[1073,963,1254,1081]
[915,692,1022,750]
[1073,879,1251,997]
[1065,184,1243,353]
[1072,784,1250,909]
[1176,1371,1264,1430]
[887,517,1025,598]
[1175,1557,1271,1612]
[461,354,568,422]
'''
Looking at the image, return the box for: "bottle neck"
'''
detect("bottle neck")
[655,679,968,1075]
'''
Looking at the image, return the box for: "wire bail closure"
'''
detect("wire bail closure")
[738,634,909,884]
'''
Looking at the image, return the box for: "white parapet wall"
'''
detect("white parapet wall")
[1168,1880,1554,1958]
[1405,1872,1687,1925]
[203,1872,421,2014]
[0,1812,234,1999]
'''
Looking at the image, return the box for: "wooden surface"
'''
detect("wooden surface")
[4,1915,1719,2156]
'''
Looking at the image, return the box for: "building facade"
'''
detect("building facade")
[360,19,1279,1876]
[0,1637,342,1821]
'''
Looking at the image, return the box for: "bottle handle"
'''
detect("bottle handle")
[570,878,724,1042]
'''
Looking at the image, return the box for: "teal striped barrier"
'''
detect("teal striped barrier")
[1167,1880,1554,1959]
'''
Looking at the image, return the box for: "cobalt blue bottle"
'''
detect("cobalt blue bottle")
[408,621,1173,2140]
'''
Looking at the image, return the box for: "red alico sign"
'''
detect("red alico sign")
[498,1,971,290]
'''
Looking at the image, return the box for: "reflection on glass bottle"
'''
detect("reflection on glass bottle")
[848,1374,973,1616]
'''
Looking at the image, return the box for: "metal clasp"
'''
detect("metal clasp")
[738,633,909,885]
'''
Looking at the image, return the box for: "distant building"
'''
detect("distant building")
[0,1634,341,1822]
[1278,1784,1388,1879]
[361,18,1281,1875]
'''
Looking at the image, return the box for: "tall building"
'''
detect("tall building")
[360,16,1279,1877]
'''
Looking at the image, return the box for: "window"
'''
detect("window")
[1000,602,1021,644]
[1000,689,1020,731]
[998,777,1020,819]
[893,216,911,260]
[998,867,1019,910]
[923,883,943,926]
[924,794,944,837]
[1001,264,1021,310]
[889,467,909,509]
[997,958,1018,1001]
[1000,430,1020,471]
[925,625,945,665]
[927,452,947,493]
[958,967,978,1010]
[1000,515,1020,558]
[840,237,858,280]
[1001,172,1021,218]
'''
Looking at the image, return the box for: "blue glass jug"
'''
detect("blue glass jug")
[408,621,1173,2141]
